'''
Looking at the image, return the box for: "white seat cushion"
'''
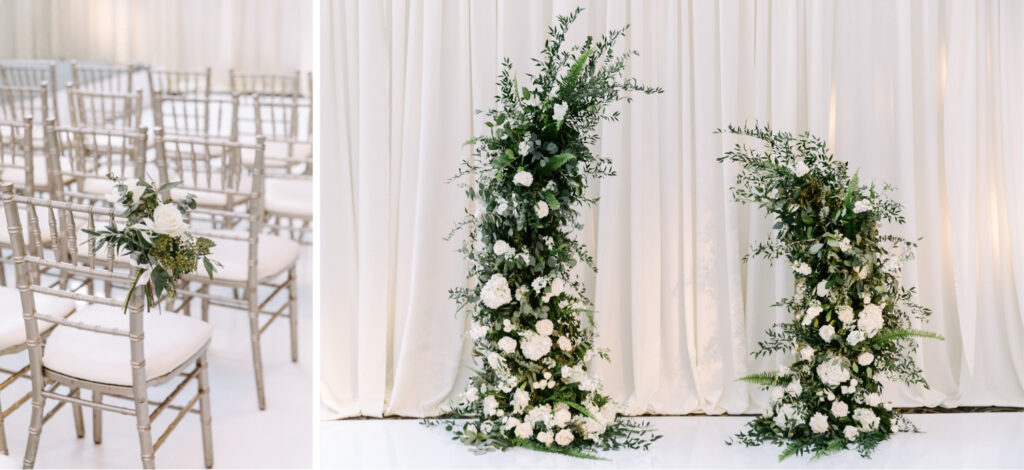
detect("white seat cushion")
[242,142,311,168]
[0,155,71,188]
[265,178,312,217]
[43,304,212,386]
[206,231,300,282]
[168,173,252,208]
[0,286,76,351]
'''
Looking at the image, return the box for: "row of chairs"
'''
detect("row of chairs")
[0,114,300,467]
[0,61,313,244]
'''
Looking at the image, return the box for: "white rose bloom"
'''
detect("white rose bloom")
[512,389,530,412]
[531,277,548,293]
[853,199,873,214]
[480,274,513,309]
[837,305,855,325]
[493,240,513,256]
[557,336,572,351]
[498,336,517,354]
[853,408,880,430]
[536,431,554,445]
[864,393,882,407]
[847,330,865,346]
[816,357,851,387]
[787,381,803,396]
[495,201,509,215]
[794,160,810,177]
[469,322,488,340]
[535,201,549,218]
[800,346,815,361]
[773,404,798,429]
[791,261,813,276]
[514,421,533,439]
[535,319,554,336]
[839,237,852,252]
[152,203,189,238]
[464,386,478,402]
[513,170,534,186]
[816,280,830,298]
[520,332,553,361]
[803,304,823,326]
[483,396,499,416]
[770,387,785,402]
[831,401,849,418]
[858,304,885,337]
[553,408,572,428]
[809,412,829,433]
[819,324,836,342]
[857,352,875,366]
[552,102,568,121]
[554,429,574,446]
[549,278,565,296]
[844,425,860,440]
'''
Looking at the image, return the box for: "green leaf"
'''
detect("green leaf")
[544,191,560,210]
[547,153,575,170]
[870,328,944,345]
[736,371,780,386]
[156,182,181,194]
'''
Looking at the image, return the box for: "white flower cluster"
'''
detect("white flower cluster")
[480,274,513,309]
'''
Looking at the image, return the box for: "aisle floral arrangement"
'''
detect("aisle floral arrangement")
[717,124,942,460]
[86,176,219,311]
[424,8,662,459]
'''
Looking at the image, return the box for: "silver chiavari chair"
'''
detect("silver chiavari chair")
[228,70,301,98]
[1,183,215,468]
[146,67,212,101]
[0,62,59,124]
[154,130,299,410]
[45,120,148,208]
[153,91,239,141]
[0,83,50,149]
[70,61,139,94]
[253,95,311,244]
[67,85,144,130]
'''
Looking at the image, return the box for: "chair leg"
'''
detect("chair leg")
[92,391,102,444]
[288,266,298,363]
[201,284,210,322]
[71,387,85,438]
[248,293,266,410]
[197,355,214,469]
[133,393,156,469]
[0,393,7,455]
[23,395,45,468]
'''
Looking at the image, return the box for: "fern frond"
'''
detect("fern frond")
[871,328,944,345]
[736,371,781,386]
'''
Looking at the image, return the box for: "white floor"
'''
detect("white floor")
[321,413,1024,469]
[0,245,313,469]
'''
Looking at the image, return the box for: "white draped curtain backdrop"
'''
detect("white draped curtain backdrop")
[322,0,1024,419]
[0,0,311,81]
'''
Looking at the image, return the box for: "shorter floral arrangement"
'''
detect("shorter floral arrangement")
[86,176,219,311]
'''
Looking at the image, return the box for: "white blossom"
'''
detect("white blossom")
[864,392,882,407]
[535,319,554,336]
[531,277,548,293]
[847,330,865,346]
[557,336,572,351]
[552,102,568,121]
[554,429,574,446]
[819,324,836,342]
[520,332,552,361]
[536,431,554,445]
[535,201,549,218]
[793,160,810,177]
[493,240,513,256]
[839,237,852,252]
[816,280,830,298]
[800,346,815,361]
[858,304,885,337]
[844,425,860,440]
[498,336,517,354]
[512,389,530,412]
[857,352,874,366]
[770,387,785,402]
[513,170,534,186]
[837,305,855,325]
[514,421,533,439]
[792,261,813,276]
[852,408,880,430]
[853,199,873,214]
[483,396,499,416]
[809,412,829,433]
[518,140,531,156]
[553,408,572,428]
[803,304,823,326]
[787,381,803,396]
[773,404,799,429]
[469,322,488,340]
[817,357,851,387]
[831,401,849,418]
[480,274,513,309]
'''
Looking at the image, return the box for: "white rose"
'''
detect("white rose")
[483,396,499,416]
[770,387,785,402]
[520,332,552,361]
[858,304,885,337]
[498,336,517,354]
[536,431,554,445]
[535,319,554,336]
[152,203,189,238]
[816,357,851,387]
[809,412,829,433]
[512,389,530,412]
[468,322,488,340]
[852,408,879,430]
[787,381,803,396]
[831,401,849,418]
[554,429,574,446]
[839,237,852,252]
[464,424,477,435]
[844,425,859,440]
[464,386,478,402]
[819,324,835,342]
[793,160,810,177]
[557,336,572,351]
[837,305,855,325]
[864,392,882,407]
[847,330,865,346]
[549,278,565,296]
[553,408,572,428]
[535,201,549,218]
[513,171,534,186]
[493,240,513,256]
[816,280,830,298]
[857,352,874,366]
[514,421,533,439]
[800,346,815,361]
[480,274,513,309]
[791,261,812,276]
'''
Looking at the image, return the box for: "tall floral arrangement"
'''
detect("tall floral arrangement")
[425,9,661,458]
[718,124,942,459]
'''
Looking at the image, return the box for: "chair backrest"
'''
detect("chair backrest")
[0,182,149,387]
[153,130,265,283]
[153,91,238,140]
[147,67,211,99]
[0,117,37,192]
[70,61,138,94]
[253,95,311,164]
[0,84,49,124]
[0,63,59,123]
[67,85,143,130]
[46,121,148,202]
[229,70,301,97]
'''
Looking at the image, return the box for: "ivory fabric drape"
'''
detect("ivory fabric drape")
[0,0,311,81]
[322,0,1024,419]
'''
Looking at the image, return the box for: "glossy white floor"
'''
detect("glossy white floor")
[0,245,313,469]
[321,413,1024,468]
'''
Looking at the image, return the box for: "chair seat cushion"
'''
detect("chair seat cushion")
[43,304,212,386]
[265,178,312,217]
[169,173,252,209]
[1,155,73,189]
[242,142,311,168]
[204,231,300,282]
[0,286,76,351]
